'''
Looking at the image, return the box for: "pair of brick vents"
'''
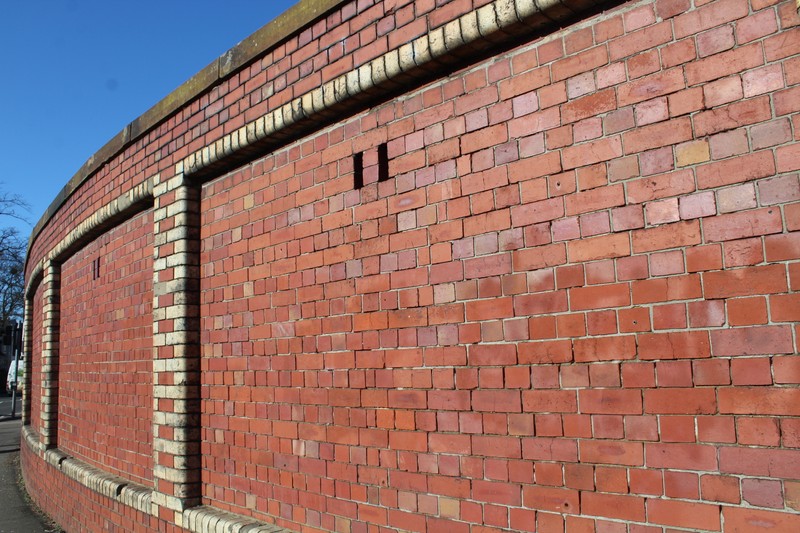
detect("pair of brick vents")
[90,144,392,280]
[354,143,391,190]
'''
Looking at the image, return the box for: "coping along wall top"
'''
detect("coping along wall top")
[27,0,345,259]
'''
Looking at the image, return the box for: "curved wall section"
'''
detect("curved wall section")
[58,210,154,486]
[23,1,800,532]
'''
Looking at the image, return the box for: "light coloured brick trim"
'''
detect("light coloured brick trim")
[22,424,39,453]
[37,449,153,513]
[181,0,607,179]
[37,261,60,450]
[151,173,202,513]
[21,297,33,425]
[181,506,288,533]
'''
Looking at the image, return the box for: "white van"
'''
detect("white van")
[6,357,23,395]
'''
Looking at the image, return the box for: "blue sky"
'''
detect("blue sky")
[0,0,297,242]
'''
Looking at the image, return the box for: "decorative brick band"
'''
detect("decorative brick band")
[56,452,153,514]
[182,0,607,180]
[182,506,288,533]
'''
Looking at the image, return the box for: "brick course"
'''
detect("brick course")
[22,0,800,531]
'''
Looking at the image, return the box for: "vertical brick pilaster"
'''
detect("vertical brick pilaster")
[39,261,61,450]
[150,169,202,517]
[21,295,33,426]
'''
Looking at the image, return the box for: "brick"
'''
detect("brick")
[703,206,783,242]
[720,387,800,416]
[751,119,793,151]
[573,335,637,362]
[627,169,694,204]
[644,388,716,414]
[737,8,778,43]
[579,389,642,414]
[697,25,735,57]
[743,64,785,98]
[720,446,800,478]
[522,486,580,514]
[723,506,800,533]
[565,184,625,215]
[638,331,711,359]
[711,325,794,356]
[646,442,718,471]
[777,143,800,173]
[567,233,630,262]
[617,68,685,107]
[701,474,741,503]
[622,117,692,154]
[646,499,721,531]
[695,95,772,137]
[562,136,623,170]
[704,264,788,298]
[696,151,776,189]
[632,220,701,253]
[674,0,750,39]
[581,493,645,522]
[561,88,616,124]
[609,21,673,61]
[570,283,631,311]
[552,45,608,82]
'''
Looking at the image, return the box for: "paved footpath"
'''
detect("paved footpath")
[0,416,59,533]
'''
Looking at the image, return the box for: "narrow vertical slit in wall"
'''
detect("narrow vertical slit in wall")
[377,143,389,182]
[354,151,364,190]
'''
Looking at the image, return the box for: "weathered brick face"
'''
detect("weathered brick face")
[22,0,800,532]
[58,211,154,486]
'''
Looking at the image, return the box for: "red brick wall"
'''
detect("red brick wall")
[58,211,154,486]
[21,444,176,533]
[23,0,800,531]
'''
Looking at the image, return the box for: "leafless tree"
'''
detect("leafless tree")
[0,186,29,324]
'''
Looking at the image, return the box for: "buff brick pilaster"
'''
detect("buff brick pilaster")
[38,261,61,450]
[21,296,33,425]
[150,169,202,516]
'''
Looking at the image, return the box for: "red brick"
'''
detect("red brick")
[644,388,716,414]
[701,474,741,503]
[562,136,623,170]
[646,442,718,471]
[632,220,701,253]
[552,45,608,82]
[627,169,694,204]
[639,330,711,359]
[581,493,645,522]
[565,184,625,215]
[720,387,800,416]
[567,233,630,262]
[696,151,776,189]
[694,95,772,137]
[573,335,637,362]
[674,0,750,39]
[711,325,794,356]
[622,117,692,154]
[522,486,580,514]
[617,67,685,107]
[704,265,788,298]
[579,389,642,415]
[723,506,800,533]
[704,207,783,242]
[646,499,721,531]
[721,446,800,478]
